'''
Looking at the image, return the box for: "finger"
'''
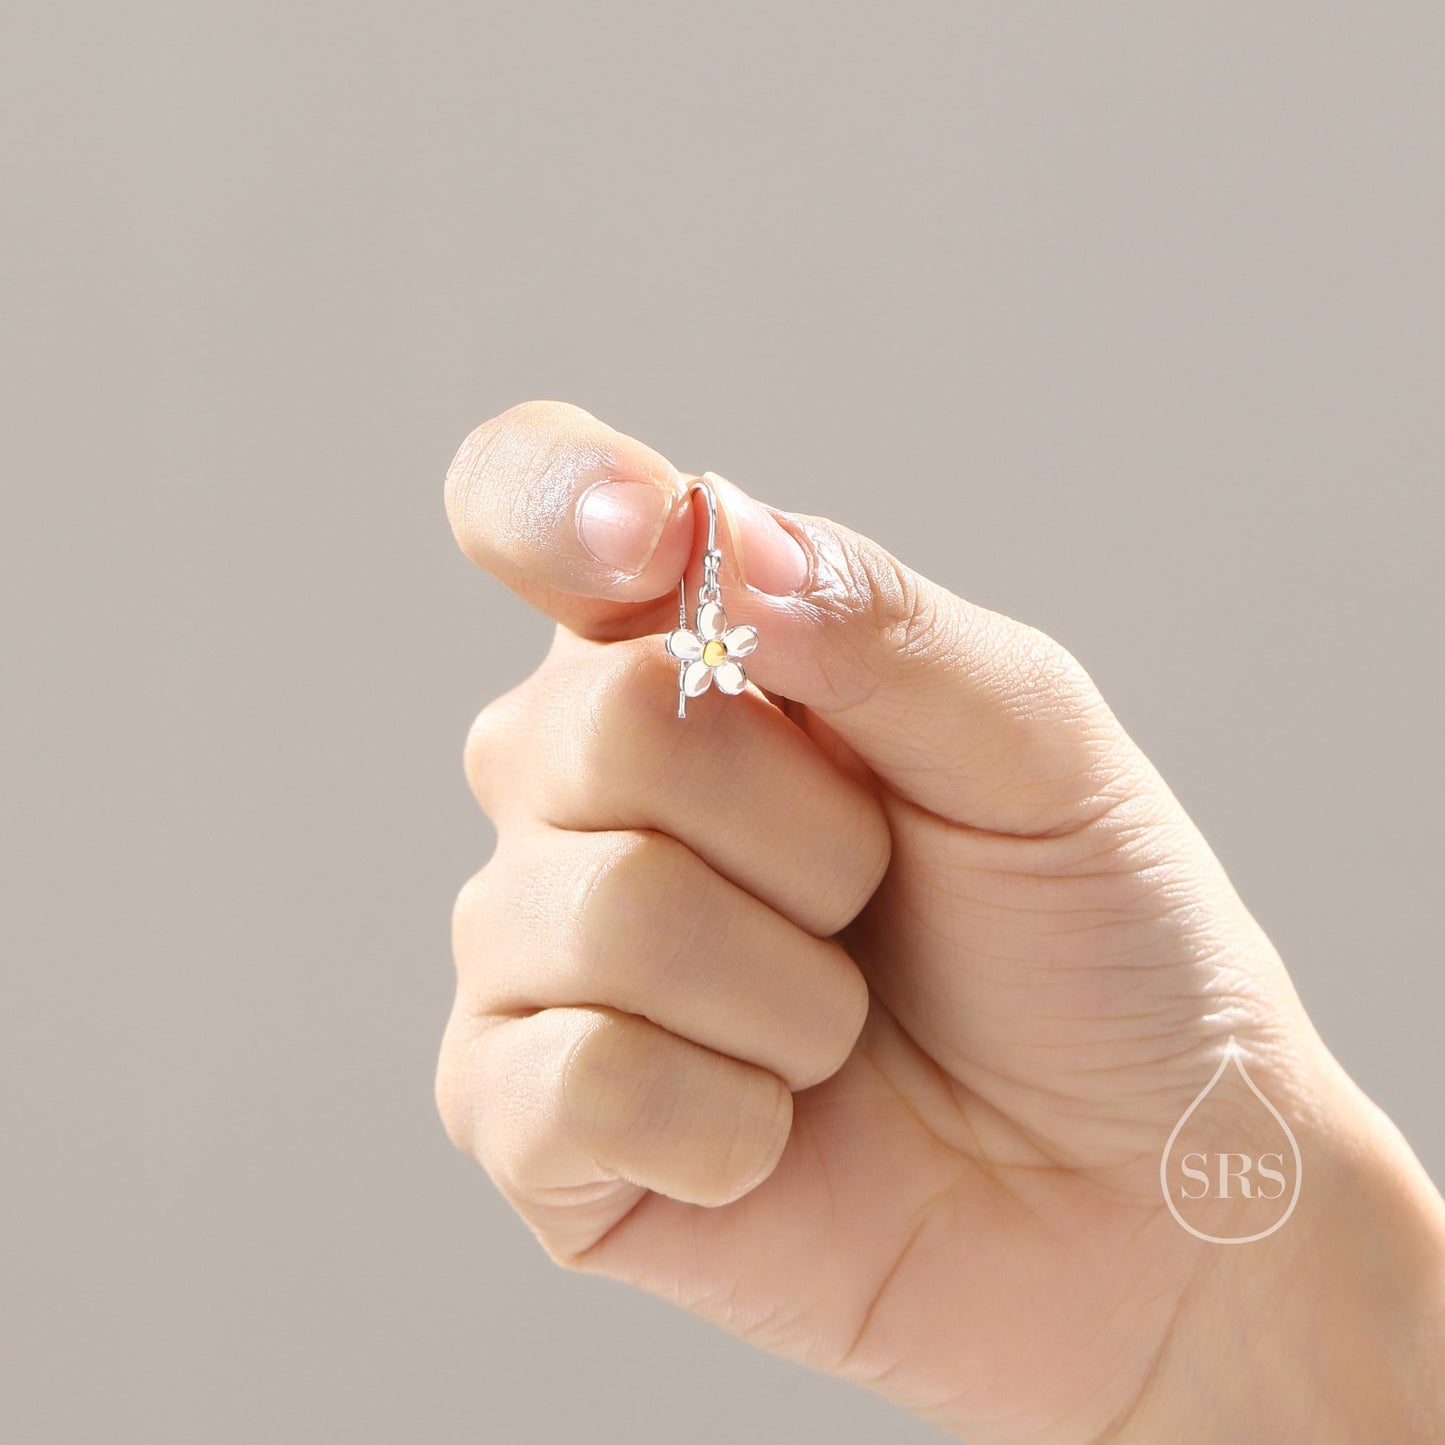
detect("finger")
[465,633,891,938]
[444,399,696,639]
[453,828,870,1091]
[436,1004,793,1261]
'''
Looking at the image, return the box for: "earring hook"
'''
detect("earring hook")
[677,474,723,634]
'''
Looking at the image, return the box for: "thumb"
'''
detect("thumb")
[707,471,1146,836]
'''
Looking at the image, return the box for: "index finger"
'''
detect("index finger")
[444,399,808,641]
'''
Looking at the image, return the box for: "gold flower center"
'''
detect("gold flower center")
[702,639,728,667]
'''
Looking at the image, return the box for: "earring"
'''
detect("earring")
[665,473,759,719]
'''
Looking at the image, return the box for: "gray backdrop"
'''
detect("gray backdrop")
[4,4,1441,1442]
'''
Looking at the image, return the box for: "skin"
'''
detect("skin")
[437,401,1445,1443]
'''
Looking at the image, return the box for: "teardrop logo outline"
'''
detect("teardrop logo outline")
[1159,1036,1303,1244]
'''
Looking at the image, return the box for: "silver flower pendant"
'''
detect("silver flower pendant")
[665,474,759,719]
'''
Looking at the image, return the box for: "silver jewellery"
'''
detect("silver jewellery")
[665,473,759,719]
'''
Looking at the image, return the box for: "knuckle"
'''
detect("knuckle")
[861,545,949,667]
[576,832,704,999]
[569,644,684,810]
[486,1032,581,1198]
[572,831,688,947]
[498,1107,573,1200]
[558,1010,655,1141]
[587,637,664,730]
[553,636,751,829]
[987,622,1137,833]
[810,527,957,709]
[434,1075,469,1155]
[577,644,654,766]
[463,684,529,810]
[1002,623,1105,724]
[433,1018,476,1156]
[450,864,500,973]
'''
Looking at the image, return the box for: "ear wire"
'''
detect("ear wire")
[675,476,723,717]
[677,475,722,616]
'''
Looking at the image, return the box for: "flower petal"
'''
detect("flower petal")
[666,628,704,661]
[697,601,728,640]
[713,659,747,695]
[721,624,758,659]
[682,658,713,697]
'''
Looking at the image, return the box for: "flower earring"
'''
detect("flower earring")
[665,473,759,719]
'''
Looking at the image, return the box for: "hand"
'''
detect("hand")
[436,401,1445,1443]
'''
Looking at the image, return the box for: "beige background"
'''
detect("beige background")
[4,4,1442,1441]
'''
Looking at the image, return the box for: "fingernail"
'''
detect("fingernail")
[577,480,672,574]
[727,488,810,596]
